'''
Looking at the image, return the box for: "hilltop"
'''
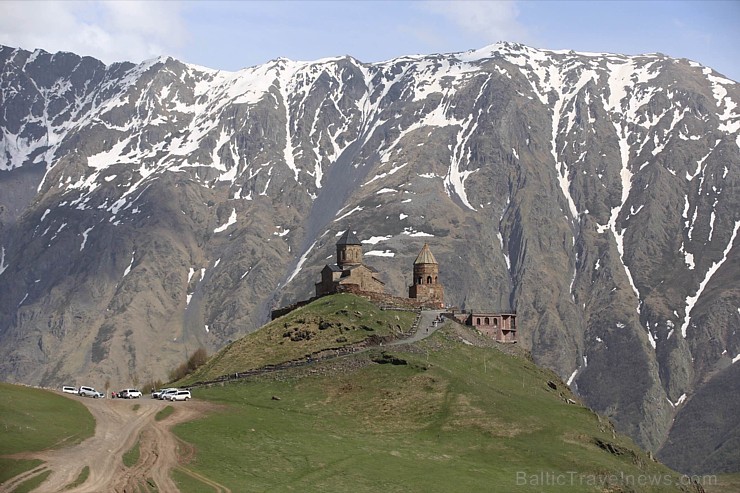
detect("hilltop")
[169,295,707,492]
[181,293,418,385]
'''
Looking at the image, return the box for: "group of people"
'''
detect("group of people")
[426,315,445,332]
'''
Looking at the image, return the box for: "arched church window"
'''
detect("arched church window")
[426,276,432,284]
[485,317,489,325]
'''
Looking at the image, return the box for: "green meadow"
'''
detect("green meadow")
[182,293,417,385]
[0,383,94,483]
[0,295,707,492]
[173,321,693,492]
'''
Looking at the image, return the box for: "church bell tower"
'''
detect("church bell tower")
[336,230,363,268]
[408,243,444,307]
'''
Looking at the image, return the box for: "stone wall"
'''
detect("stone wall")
[342,287,435,309]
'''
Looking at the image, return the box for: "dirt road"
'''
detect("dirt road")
[1,314,450,492]
[0,394,228,493]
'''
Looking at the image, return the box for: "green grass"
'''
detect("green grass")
[10,469,51,493]
[155,405,175,421]
[172,467,214,493]
[64,466,90,490]
[180,293,416,385]
[0,383,95,485]
[706,473,740,493]
[0,459,42,485]
[0,383,95,455]
[173,324,691,492]
[122,437,141,468]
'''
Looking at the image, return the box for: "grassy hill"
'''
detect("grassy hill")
[0,383,95,484]
[181,293,417,385]
[172,297,706,492]
[705,474,740,493]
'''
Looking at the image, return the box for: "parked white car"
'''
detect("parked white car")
[120,389,142,399]
[62,386,77,394]
[158,388,179,400]
[167,390,191,401]
[78,386,100,398]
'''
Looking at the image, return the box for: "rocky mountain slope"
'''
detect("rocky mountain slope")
[0,42,738,472]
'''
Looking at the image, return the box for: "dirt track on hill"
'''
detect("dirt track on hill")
[0,394,228,493]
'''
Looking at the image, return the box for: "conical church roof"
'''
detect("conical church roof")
[413,243,438,264]
[336,229,361,245]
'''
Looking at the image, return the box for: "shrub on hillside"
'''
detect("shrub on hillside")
[142,379,164,394]
[168,347,208,382]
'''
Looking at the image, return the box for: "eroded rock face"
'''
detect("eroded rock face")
[0,43,738,471]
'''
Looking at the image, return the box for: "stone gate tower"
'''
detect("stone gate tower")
[408,243,444,307]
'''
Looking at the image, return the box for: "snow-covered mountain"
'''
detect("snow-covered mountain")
[0,42,738,473]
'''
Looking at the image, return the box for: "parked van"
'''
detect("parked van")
[62,386,77,394]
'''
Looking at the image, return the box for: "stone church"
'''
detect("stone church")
[315,230,385,296]
[314,232,445,310]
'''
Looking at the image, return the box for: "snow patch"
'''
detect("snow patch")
[365,250,395,257]
[214,209,237,233]
[334,206,363,222]
[0,247,7,276]
[402,227,433,237]
[123,251,135,277]
[285,241,316,285]
[80,226,94,250]
[681,221,740,337]
[567,368,579,386]
[647,329,656,349]
[362,235,392,245]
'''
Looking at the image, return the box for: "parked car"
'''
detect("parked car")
[167,390,191,401]
[94,391,105,398]
[151,388,173,399]
[78,386,100,398]
[62,386,77,394]
[120,389,142,399]
[158,388,179,400]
